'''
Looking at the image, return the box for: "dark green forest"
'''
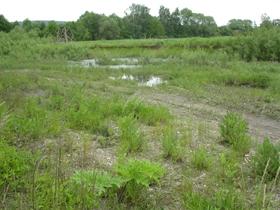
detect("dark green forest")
[1,4,280,40]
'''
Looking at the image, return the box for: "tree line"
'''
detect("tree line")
[1,4,280,40]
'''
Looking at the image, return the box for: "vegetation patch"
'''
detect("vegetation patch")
[253,138,280,182]
[220,112,251,154]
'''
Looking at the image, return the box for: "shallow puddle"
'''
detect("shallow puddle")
[140,76,165,87]
[110,74,165,87]
[70,58,141,69]
[69,57,171,69]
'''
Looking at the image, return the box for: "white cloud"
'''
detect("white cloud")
[0,0,279,25]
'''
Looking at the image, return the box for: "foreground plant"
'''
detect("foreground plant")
[162,126,183,162]
[0,140,31,194]
[182,182,246,210]
[115,159,165,204]
[65,170,124,209]
[220,112,251,154]
[119,115,144,154]
[253,138,280,182]
[191,148,211,170]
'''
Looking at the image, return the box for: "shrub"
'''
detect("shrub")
[253,138,280,181]
[162,126,183,161]
[191,148,210,170]
[220,112,251,154]
[119,115,144,154]
[115,159,165,204]
[237,27,280,62]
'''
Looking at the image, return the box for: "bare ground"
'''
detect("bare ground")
[135,89,280,143]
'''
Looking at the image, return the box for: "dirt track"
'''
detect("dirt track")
[137,90,280,143]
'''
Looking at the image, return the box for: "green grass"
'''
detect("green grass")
[0,34,280,209]
[118,115,144,154]
[191,148,211,170]
[220,112,251,154]
[253,138,280,182]
[161,125,184,162]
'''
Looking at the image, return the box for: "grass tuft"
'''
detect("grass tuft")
[220,112,251,154]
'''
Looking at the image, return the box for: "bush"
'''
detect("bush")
[115,159,165,204]
[220,112,251,154]
[119,115,144,154]
[162,126,183,161]
[253,138,280,181]
[237,27,280,62]
[191,148,210,170]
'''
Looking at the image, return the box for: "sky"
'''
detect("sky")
[0,0,279,26]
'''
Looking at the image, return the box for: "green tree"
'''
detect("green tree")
[170,8,182,37]
[98,16,120,40]
[228,19,253,34]
[218,25,232,36]
[124,4,153,38]
[159,6,172,37]
[0,15,12,32]
[260,14,273,28]
[66,21,90,41]
[180,8,193,36]
[44,21,59,37]
[147,16,165,37]
[22,19,33,32]
[78,12,102,40]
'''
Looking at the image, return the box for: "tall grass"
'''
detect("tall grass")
[118,115,144,154]
[220,112,251,154]
[161,125,184,162]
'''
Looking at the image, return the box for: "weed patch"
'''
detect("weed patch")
[161,126,184,162]
[115,159,165,204]
[118,115,144,154]
[253,138,280,182]
[191,148,211,170]
[220,112,251,154]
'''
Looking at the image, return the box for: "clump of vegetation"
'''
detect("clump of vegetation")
[123,99,171,126]
[161,126,184,162]
[253,138,280,182]
[65,170,124,209]
[238,27,280,62]
[223,73,271,89]
[217,152,241,183]
[0,141,31,191]
[66,97,108,134]
[115,159,165,204]
[220,112,251,154]
[3,99,61,144]
[191,148,211,170]
[182,183,245,210]
[119,115,144,154]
